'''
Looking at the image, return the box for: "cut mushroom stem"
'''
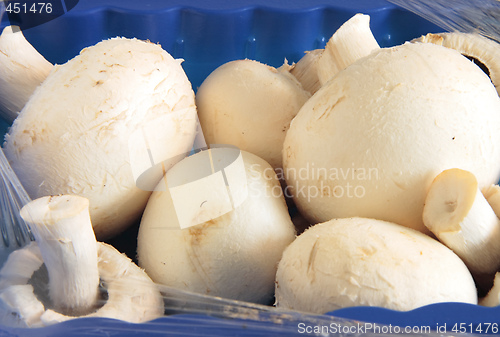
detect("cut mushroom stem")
[290,49,323,95]
[316,13,380,86]
[19,195,99,316]
[422,168,500,275]
[0,26,53,122]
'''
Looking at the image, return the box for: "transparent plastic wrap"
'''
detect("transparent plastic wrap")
[2,192,497,336]
[387,0,500,43]
[1,1,500,336]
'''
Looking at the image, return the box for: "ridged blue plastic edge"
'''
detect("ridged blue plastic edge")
[1,0,442,90]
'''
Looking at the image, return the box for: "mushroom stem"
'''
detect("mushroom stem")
[0,26,52,122]
[316,13,380,86]
[19,195,99,316]
[422,168,500,275]
[290,49,323,95]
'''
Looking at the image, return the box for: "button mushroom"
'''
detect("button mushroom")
[283,41,500,233]
[137,148,296,304]
[275,217,478,314]
[3,37,198,239]
[0,195,164,328]
[0,26,52,123]
[196,59,310,170]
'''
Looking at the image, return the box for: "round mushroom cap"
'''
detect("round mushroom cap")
[3,37,198,239]
[196,59,310,169]
[283,42,500,233]
[275,217,478,314]
[137,148,296,304]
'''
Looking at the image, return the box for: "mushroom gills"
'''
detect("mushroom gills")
[0,195,164,328]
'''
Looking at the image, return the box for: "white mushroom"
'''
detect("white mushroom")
[283,41,500,234]
[137,148,296,304]
[0,26,52,123]
[3,37,198,239]
[422,168,500,275]
[196,59,310,170]
[275,217,478,314]
[0,195,164,328]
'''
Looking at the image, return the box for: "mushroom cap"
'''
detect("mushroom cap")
[283,42,500,233]
[137,148,296,304]
[413,32,500,96]
[275,217,478,314]
[196,59,310,169]
[3,37,198,239]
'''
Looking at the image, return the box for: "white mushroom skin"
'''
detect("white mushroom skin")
[0,26,53,123]
[413,32,500,96]
[275,217,478,314]
[3,37,198,239]
[137,148,296,304]
[283,42,500,233]
[423,168,500,275]
[196,59,310,169]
